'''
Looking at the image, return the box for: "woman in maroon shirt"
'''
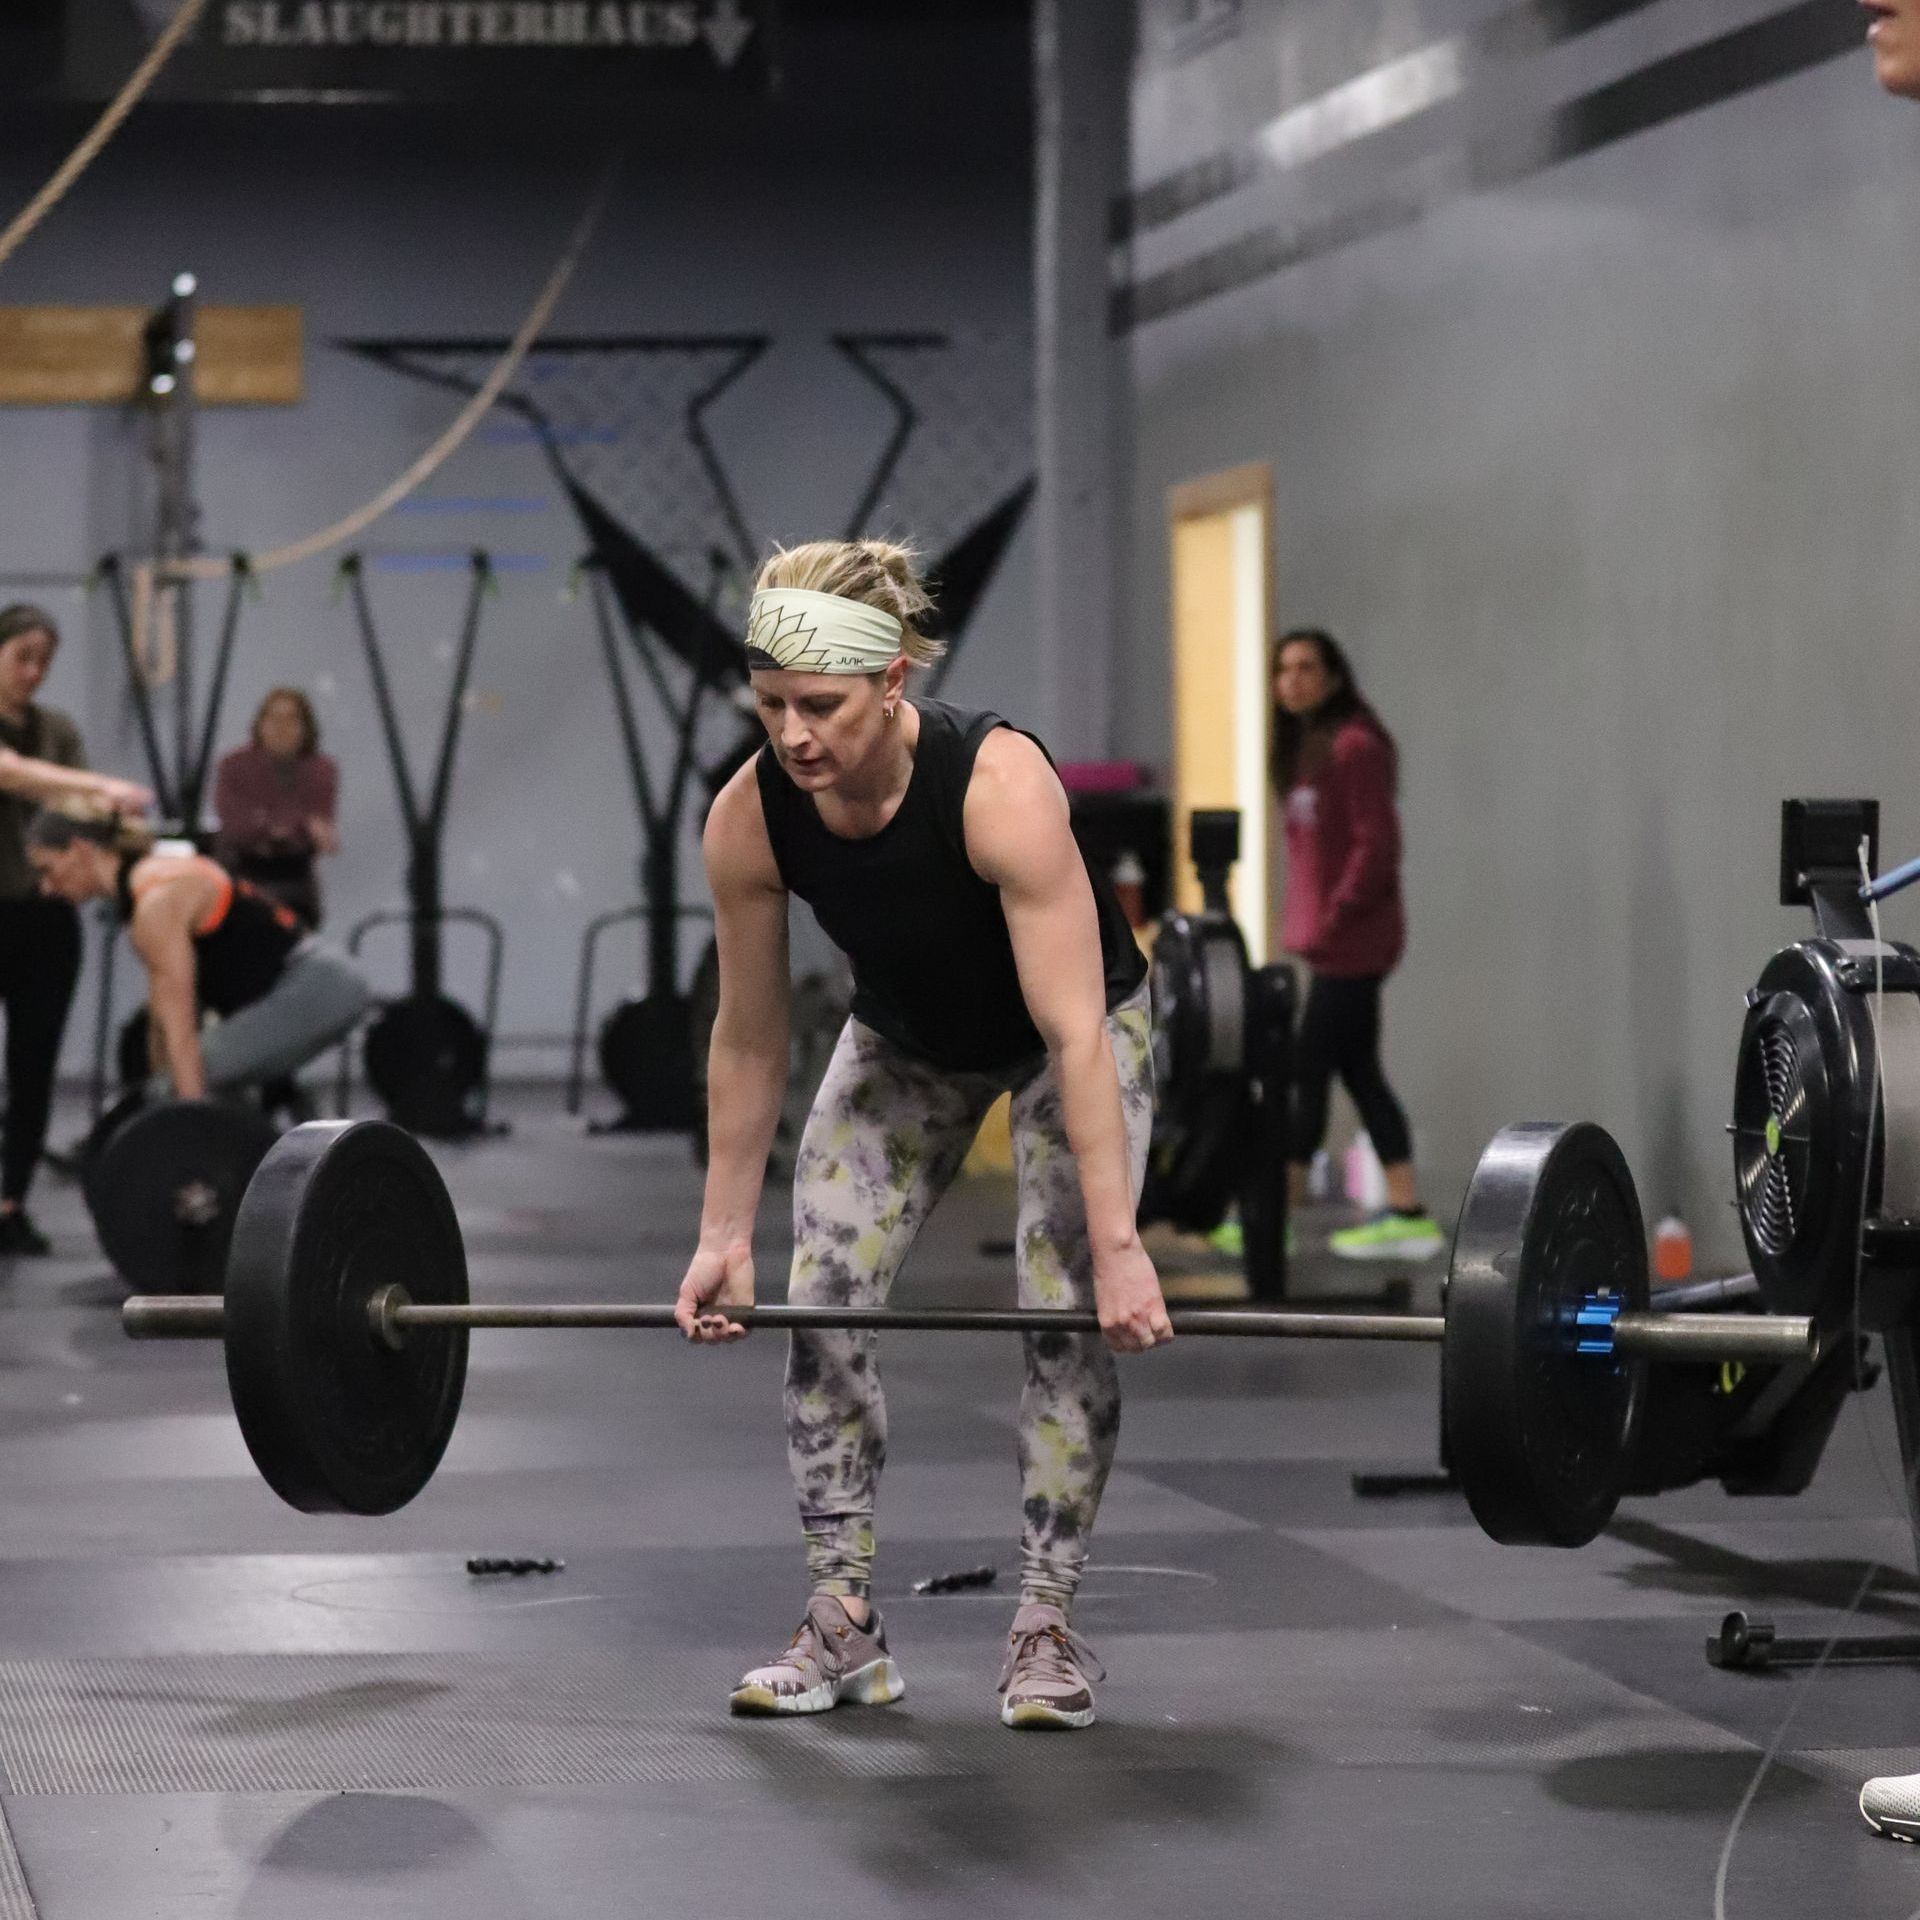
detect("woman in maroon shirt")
[213,688,338,930]
[1273,628,1440,1261]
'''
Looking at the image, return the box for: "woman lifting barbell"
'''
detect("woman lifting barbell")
[26,808,371,1103]
[674,538,1167,1731]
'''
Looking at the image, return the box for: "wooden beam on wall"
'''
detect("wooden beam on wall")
[0,306,303,405]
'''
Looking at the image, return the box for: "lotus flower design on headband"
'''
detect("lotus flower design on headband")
[743,587,904,675]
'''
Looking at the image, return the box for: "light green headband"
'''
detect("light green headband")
[744,586,904,675]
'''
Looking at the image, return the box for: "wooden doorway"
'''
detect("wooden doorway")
[1167,462,1272,957]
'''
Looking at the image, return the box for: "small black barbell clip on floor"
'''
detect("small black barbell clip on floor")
[911,1566,999,1596]
[466,1557,566,1578]
[124,1118,1820,1547]
[1706,1609,1920,1672]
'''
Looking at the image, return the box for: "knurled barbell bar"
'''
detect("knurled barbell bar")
[119,1115,1817,1548]
[124,1292,1811,1359]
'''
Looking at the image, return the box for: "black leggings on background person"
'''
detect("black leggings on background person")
[1288,972,1414,1170]
[0,895,81,1204]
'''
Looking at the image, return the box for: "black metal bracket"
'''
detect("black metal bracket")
[563,900,714,1115]
[1239,961,1293,1304]
[97,551,254,836]
[831,331,947,538]
[340,550,492,1004]
[334,906,505,1122]
[579,547,729,1008]
[1865,1219,1920,1267]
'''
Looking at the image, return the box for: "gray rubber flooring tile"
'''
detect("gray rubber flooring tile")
[0,1524,1451,1660]
[0,1627,1758,1799]
[0,1458,1251,1563]
[0,1804,29,1920]
[1133,1457,1481,1530]
[0,1394,1003,1488]
[1293,1513,1920,1625]
[8,1754,1912,1920]
[1515,1613,1920,1755]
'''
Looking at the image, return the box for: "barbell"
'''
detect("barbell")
[121,1115,1818,1547]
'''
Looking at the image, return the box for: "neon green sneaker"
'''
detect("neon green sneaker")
[1206,1218,1297,1259]
[1329,1212,1446,1262]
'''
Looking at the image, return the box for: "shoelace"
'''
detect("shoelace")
[998,1621,1105,1694]
[763,1604,862,1693]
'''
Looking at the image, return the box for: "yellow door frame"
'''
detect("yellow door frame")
[1167,461,1273,958]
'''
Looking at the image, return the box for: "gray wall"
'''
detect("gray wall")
[0,15,1034,1077]
[1122,0,1920,1261]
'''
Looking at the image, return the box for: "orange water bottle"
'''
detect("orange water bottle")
[1111,851,1147,929]
[1652,1215,1693,1284]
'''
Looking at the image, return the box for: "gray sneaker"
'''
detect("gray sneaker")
[1860,1770,1920,1841]
[729,1594,905,1717]
[997,1601,1104,1730]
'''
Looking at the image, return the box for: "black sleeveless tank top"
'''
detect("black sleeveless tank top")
[121,857,304,1017]
[756,699,1147,1072]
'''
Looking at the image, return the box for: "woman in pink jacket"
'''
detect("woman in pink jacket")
[1273,628,1440,1261]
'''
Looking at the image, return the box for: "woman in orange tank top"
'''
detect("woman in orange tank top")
[26,809,371,1101]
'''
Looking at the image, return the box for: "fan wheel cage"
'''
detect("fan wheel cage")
[1733,1013,1819,1258]
[1729,957,1877,1321]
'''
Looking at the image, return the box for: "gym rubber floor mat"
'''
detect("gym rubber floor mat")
[0,1804,34,1920]
[1514,1616,1920,1755]
[0,1628,1748,1795]
[1132,1458,1479,1531]
[1290,1512,1920,1624]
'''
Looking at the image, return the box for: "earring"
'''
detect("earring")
[884,705,897,721]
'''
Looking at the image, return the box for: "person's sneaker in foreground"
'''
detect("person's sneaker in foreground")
[729,1593,904,1716]
[0,1210,52,1257]
[998,1602,1105,1730]
[1328,1210,1445,1262]
[1205,1217,1297,1260]
[1859,1770,1920,1841]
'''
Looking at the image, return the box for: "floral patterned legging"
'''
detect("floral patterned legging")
[783,982,1154,1610]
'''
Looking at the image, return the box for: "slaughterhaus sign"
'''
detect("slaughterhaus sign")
[62,0,774,99]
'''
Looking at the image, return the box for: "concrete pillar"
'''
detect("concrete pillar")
[1033,0,1133,761]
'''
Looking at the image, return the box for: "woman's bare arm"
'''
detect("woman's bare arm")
[674,763,792,1341]
[0,750,149,814]
[129,876,207,1098]
[965,730,1170,1352]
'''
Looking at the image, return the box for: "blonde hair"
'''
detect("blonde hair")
[26,798,154,861]
[753,539,945,669]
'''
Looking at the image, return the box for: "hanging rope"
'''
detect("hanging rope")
[0,0,212,277]
[154,160,618,585]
